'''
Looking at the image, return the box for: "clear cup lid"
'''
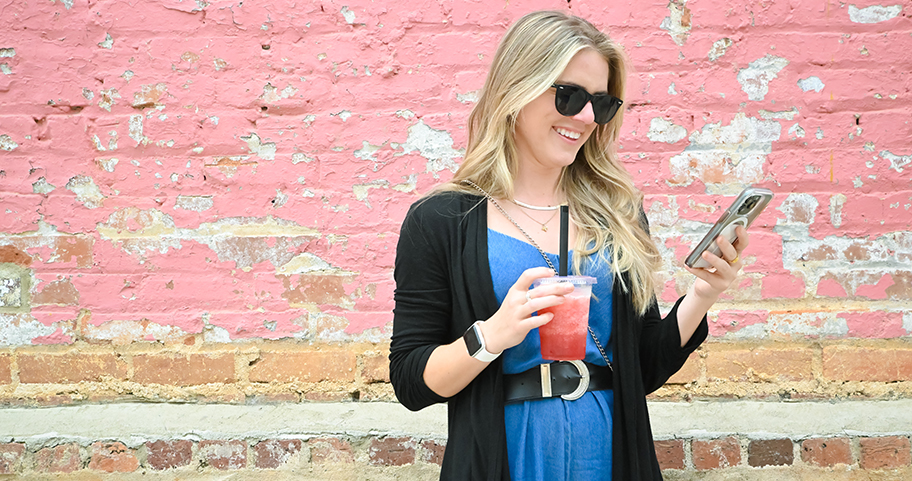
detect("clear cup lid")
[533,275,597,286]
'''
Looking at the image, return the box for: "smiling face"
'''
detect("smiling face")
[513,48,611,173]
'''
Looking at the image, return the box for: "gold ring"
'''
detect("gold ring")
[729,255,740,264]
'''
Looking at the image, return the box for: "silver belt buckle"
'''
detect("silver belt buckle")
[539,360,590,401]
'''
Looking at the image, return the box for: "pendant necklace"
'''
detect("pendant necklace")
[512,202,559,232]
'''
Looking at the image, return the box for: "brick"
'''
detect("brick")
[19,353,128,384]
[53,235,94,268]
[0,355,10,384]
[369,437,415,466]
[35,443,82,473]
[254,439,302,469]
[0,245,32,267]
[823,346,912,382]
[420,440,445,466]
[32,278,80,306]
[146,440,193,470]
[706,346,814,382]
[308,437,354,464]
[860,436,912,470]
[361,351,390,383]
[666,352,700,384]
[133,353,234,386]
[200,440,246,470]
[0,443,25,475]
[692,437,740,470]
[248,350,356,383]
[655,439,685,470]
[801,437,853,467]
[748,439,794,467]
[88,441,139,473]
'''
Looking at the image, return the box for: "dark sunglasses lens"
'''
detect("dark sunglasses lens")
[592,96,622,124]
[554,86,586,117]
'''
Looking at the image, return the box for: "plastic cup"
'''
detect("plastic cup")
[532,276,596,361]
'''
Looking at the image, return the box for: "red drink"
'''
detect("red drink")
[533,276,595,361]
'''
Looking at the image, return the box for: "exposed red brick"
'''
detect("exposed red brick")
[133,353,234,386]
[693,437,740,470]
[0,245,32,267]
[748,439,794,467]
[0,443,25,475]
[19,352,128,384]
[369,437,415,467]
[254,439,302,469]
[308,437,354,464]
[823,346,912,382]
[146,440,193,470]
[88,441,139,473]
[200,440,246,470]
[281,274,356,307]
[32,278,80,306]
[860,436,912,470]
[706,346,813,382]
[886,272,912,300]
[35,444,82,473]
[53,235,94,268]
[420,440,445,466]
[655,439,685,470]
[248,350,356,383]
[0,355,10,384]
[801,437,853,467]
[666,352,700,384]
[801,245,837,262]
[361,351,390,383]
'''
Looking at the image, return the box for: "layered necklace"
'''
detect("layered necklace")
[511,196,563,232]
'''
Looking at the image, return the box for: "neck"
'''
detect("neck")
[512,166,564,207]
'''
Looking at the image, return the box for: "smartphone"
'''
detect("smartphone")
[684,187,774,269]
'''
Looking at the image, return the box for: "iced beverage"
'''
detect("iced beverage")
[533,276,596,361]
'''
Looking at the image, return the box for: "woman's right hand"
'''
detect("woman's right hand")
[480,267,575,354]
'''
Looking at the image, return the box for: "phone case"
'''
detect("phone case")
[684,187,774,269]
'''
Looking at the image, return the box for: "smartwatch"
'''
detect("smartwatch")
[463,321,501,362]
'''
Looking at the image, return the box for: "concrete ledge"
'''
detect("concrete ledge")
[1,400,910,447]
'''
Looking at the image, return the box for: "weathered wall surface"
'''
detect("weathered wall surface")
[0,0,910,478]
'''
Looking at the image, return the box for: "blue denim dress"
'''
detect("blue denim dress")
[488,229,615,481]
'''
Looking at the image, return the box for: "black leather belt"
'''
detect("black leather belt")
[504,360,613,403]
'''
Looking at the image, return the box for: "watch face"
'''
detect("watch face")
[464,324,483,356]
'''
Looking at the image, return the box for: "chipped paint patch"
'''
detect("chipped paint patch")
[708,38,733,61]
[848,4,902,24]
[0,135,18,151]
[241,133,276,161]
[32,178,56,195]
[737,55,789,101]
[175,195,213,212]
[0,313,57,346]
[797,76,825,93]
[830,194,847,228]
[668,114,780,192]
[660,0,692,46]
[353,180,390,207]
[65,175,106,209]
[647,118,687,144]
[0,48,14,57]
[398,121,463,178]
[98,33,114,49]
[880,150,911,173]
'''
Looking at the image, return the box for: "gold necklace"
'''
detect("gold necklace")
[512,201,558,231]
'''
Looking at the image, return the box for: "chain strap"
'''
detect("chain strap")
[463,180,613,370]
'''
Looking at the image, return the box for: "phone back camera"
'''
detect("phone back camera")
[737,196,760,216]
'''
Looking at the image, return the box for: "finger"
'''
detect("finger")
[522,293,567,316]
[700,250,734,273]
[733,225,750,251]
[522,312,554,330]
[715,235,739,263]
[513,267,556,291]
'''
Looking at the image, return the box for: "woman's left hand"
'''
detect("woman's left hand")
[683,225,749,302]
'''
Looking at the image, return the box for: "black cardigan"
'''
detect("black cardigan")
[389,191,708,480]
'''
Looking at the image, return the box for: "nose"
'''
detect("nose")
[571,100,596,125]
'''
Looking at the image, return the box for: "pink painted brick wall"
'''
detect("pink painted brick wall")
[0,0,909,347]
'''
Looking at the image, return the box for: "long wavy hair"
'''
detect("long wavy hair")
[435,10,661,316]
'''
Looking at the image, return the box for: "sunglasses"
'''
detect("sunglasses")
[552,84,624,125]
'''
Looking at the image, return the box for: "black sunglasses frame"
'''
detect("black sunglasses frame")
[552,84,624,125]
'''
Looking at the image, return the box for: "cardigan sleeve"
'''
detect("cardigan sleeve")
[389,197,455,411]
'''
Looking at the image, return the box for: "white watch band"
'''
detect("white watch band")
[467,321,501,362]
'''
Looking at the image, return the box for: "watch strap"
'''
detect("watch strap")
[464,321,500,362]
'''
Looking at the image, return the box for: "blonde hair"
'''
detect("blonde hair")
[436,10,660,315]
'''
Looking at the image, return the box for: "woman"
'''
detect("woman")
[389,11,747,480]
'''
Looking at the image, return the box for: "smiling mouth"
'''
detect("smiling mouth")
[555,127,581,141]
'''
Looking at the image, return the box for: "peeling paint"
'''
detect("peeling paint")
[241,133,276,160]
[98,33,113,49]
[65,175,106,209]
[660,0,692,46]
[647,117,687,144]
[880,150,911,173]
[0,135,18,151]
[174,195,213,212]
[32,178,56,195]
[0,48,14,57]
[398,121,463,178]
[0,314,57,346]
[848,4,902,24]
[737,55,789,101]
[708,38,733,61]
[830,194,847,229]
[797,76,825,93]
